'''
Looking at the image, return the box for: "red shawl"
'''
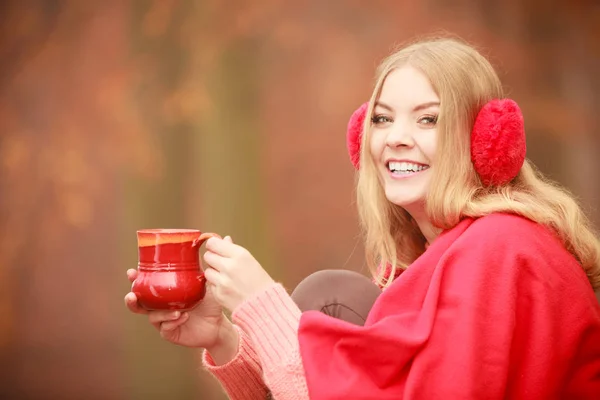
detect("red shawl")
[298,213,600,399]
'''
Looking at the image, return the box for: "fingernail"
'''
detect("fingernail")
[171,311,180,319]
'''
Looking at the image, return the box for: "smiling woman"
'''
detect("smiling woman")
[125,36,600,400]
[356,39,528,284]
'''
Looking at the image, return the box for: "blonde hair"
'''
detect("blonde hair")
[357,37,600,290]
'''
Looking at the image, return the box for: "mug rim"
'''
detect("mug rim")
[137,228,201,234]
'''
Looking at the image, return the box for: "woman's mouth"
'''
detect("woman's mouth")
[387,161,430,178]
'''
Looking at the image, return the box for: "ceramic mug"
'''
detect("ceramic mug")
[132,229,221,311]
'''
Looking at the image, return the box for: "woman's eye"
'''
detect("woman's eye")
[372,114,393,124]
[417,115,438,126]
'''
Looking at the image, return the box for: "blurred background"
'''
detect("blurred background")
[0,0,598,399]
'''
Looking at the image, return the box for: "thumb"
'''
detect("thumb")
[224,235,233,243]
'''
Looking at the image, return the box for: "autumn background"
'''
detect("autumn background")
[0,0,598,399]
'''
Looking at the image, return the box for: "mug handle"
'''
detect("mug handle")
[193,232,222,278]
[192,232,222,248]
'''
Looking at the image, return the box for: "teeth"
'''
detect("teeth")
[388,161,428,173]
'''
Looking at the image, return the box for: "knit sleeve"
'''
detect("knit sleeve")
[232,283,310,400]
[202,324,270,400]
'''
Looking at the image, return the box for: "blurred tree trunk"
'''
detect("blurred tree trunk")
[191,40,276,277]
[560,5,600,228]
[120,2,204,399]
[188,35,277,400]
[559,4,600,302]
[121,1,275,399]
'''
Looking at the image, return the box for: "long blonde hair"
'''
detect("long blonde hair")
[357,37,600,290]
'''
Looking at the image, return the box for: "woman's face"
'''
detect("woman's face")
[369,66,439,217]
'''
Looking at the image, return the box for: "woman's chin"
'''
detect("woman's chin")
[385,190,427,212]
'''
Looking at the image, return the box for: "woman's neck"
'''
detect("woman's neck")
[410,211,441,246]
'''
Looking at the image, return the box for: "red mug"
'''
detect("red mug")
[132,229,221,311]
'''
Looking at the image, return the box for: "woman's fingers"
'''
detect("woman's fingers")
[160,312,190,331]
[125,290,189,332]
[203,251,227,272]
[124,270,145,313]
[148,309,182,329]
[203,267,223,286]
[126,269,138,283]
[124,292,148,315]
[205,236,238,257]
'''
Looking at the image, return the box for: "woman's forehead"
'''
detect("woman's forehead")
[377,67,439,109]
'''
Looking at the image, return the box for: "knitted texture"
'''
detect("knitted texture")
[233,283,309,400]
[203,325,270,400]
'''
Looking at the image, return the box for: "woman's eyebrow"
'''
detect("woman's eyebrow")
[413,101,440,112]
[374,100,440,112]
[374,101,393,111]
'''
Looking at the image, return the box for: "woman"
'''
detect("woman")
[125,37,600,399]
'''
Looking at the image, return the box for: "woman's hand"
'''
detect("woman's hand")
[124,268,239,364]
[203,236,275,312]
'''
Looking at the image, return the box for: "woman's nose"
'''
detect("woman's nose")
[385,123,414,148]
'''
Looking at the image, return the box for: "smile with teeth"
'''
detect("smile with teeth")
[387,161,429,175]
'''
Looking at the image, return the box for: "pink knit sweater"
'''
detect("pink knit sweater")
[203,283,308,399]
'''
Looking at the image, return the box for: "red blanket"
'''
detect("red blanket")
[298,214,600,399]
